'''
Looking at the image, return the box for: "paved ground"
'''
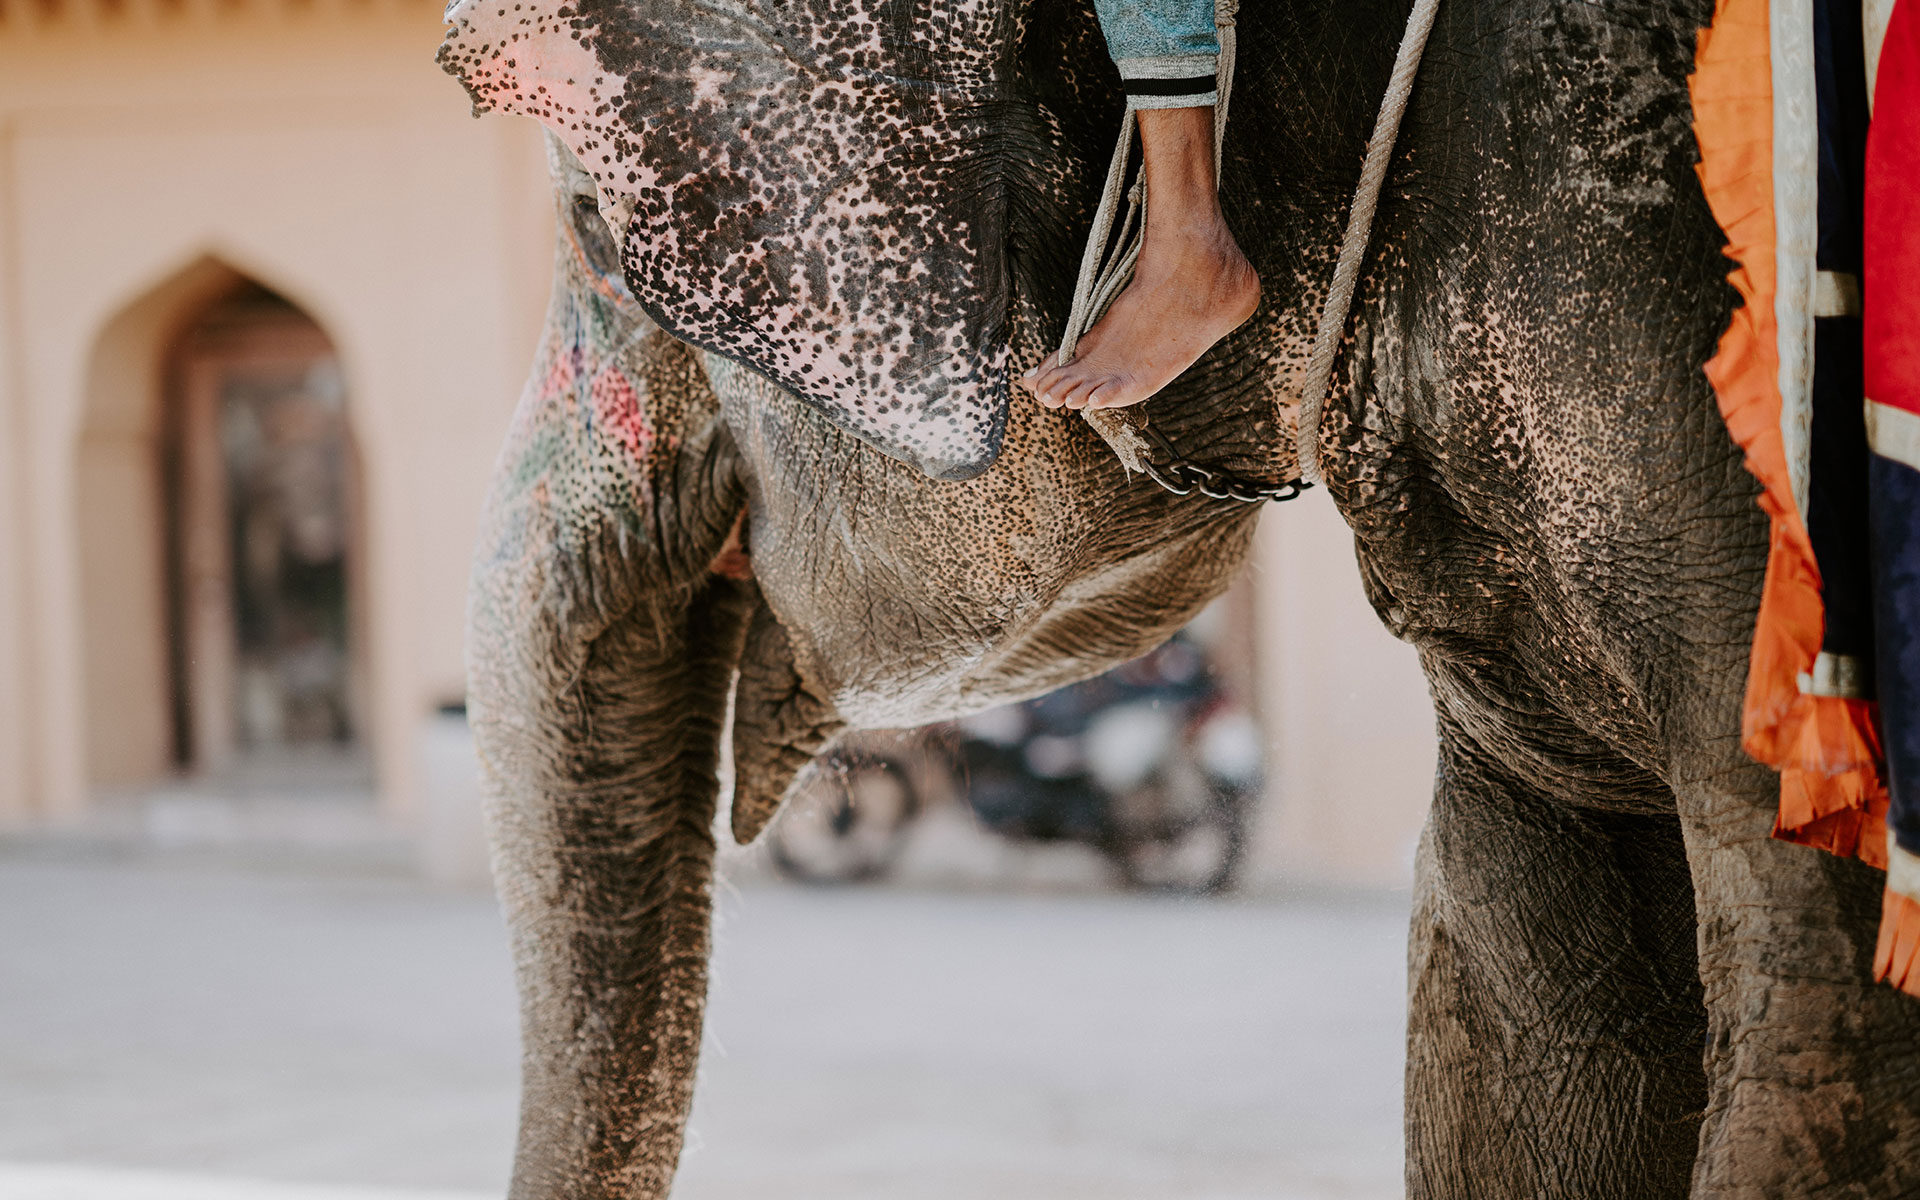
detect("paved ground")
[0,854,1409,1200]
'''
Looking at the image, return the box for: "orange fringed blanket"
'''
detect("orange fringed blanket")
[1690,0,1920,997]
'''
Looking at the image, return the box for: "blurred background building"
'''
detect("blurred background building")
[0,1,1435,892]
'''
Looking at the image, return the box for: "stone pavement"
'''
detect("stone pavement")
[0,854,1408,1200]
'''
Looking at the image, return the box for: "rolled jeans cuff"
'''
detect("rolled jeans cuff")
[1116,52,1219,108]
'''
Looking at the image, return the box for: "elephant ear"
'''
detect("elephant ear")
[440,0,1017,481]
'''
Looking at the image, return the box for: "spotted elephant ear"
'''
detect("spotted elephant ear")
[440,0,1018,481]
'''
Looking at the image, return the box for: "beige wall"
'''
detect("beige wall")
[1242,497,1437,891]
[75,258,234,791]
[0,4,552,825]
[0,108,32,825]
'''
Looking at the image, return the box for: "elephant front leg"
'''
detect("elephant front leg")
[1406,709,1707,1200]
[1673,753,1920,1197]
[474,572,754,1200]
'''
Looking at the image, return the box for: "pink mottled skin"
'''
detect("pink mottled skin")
[440,0,1009,479]
[591,366,655,461]
[1022,104,1260,411]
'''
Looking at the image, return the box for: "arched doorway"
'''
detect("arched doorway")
[75,267,367,797]
[165,281,365,775]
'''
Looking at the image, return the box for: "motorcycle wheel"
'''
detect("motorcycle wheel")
[768,754,921,885]
[1109,783,1248,896]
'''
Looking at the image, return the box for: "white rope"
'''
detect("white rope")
[1294,0,1442,483]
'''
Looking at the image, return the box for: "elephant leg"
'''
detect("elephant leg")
[1406,714,1706,1200]
[1672,755,1920,1197]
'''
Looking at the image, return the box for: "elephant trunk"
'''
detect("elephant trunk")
[464,139,859,1195]
[475,572,753,1199]
[465,264,759,1193]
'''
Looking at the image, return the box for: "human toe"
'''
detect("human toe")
[1060,374,1108,410]
[1032,364,1077,407]
[1020,353,1060,387]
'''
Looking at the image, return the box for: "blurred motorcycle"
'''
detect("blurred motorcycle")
[952,635,1259,894]
[767,744,923,884]
[769,634,1261,894]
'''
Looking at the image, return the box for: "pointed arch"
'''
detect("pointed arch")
[76,253,367,791]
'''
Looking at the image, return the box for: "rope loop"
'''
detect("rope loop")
[1058,0,1438,499]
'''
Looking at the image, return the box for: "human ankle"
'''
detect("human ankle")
[1136,106,1218,218]
[1142,212,1242,264]
[1147,206,1232,237]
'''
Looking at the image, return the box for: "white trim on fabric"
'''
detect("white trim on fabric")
[1115,54,1219,79]
[1773,0,1820,522]
[1868,0,1898,113]
[1890,832,1920,904]
[1799,651,1870,698]
[1131,91,1219,109]
[1815,270,1864,318]
[1867,398,1920,473]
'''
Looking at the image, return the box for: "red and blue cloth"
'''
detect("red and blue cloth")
[1694,0,1920,996]
[1866,0,1920,986]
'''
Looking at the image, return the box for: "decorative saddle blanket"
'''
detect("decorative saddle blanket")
[1692,0,1920,997]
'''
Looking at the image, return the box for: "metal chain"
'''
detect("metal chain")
[1135,425,1312,504]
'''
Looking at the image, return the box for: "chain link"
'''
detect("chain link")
[1136,425,1312,504]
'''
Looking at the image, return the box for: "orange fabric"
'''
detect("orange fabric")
[1690,0,1890,862]
[1775,698,1890,867]
[1876,886,1920,998]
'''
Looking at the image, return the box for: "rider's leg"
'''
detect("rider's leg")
[1024,0,1260,412]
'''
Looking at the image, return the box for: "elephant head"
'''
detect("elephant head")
[437,0,1086,480]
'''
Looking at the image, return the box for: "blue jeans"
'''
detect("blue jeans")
[1092,0,1219,107]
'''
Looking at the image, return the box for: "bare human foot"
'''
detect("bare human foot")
[1023,104,1260,412]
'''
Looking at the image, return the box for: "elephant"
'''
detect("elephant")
[439,0,1920,1196]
